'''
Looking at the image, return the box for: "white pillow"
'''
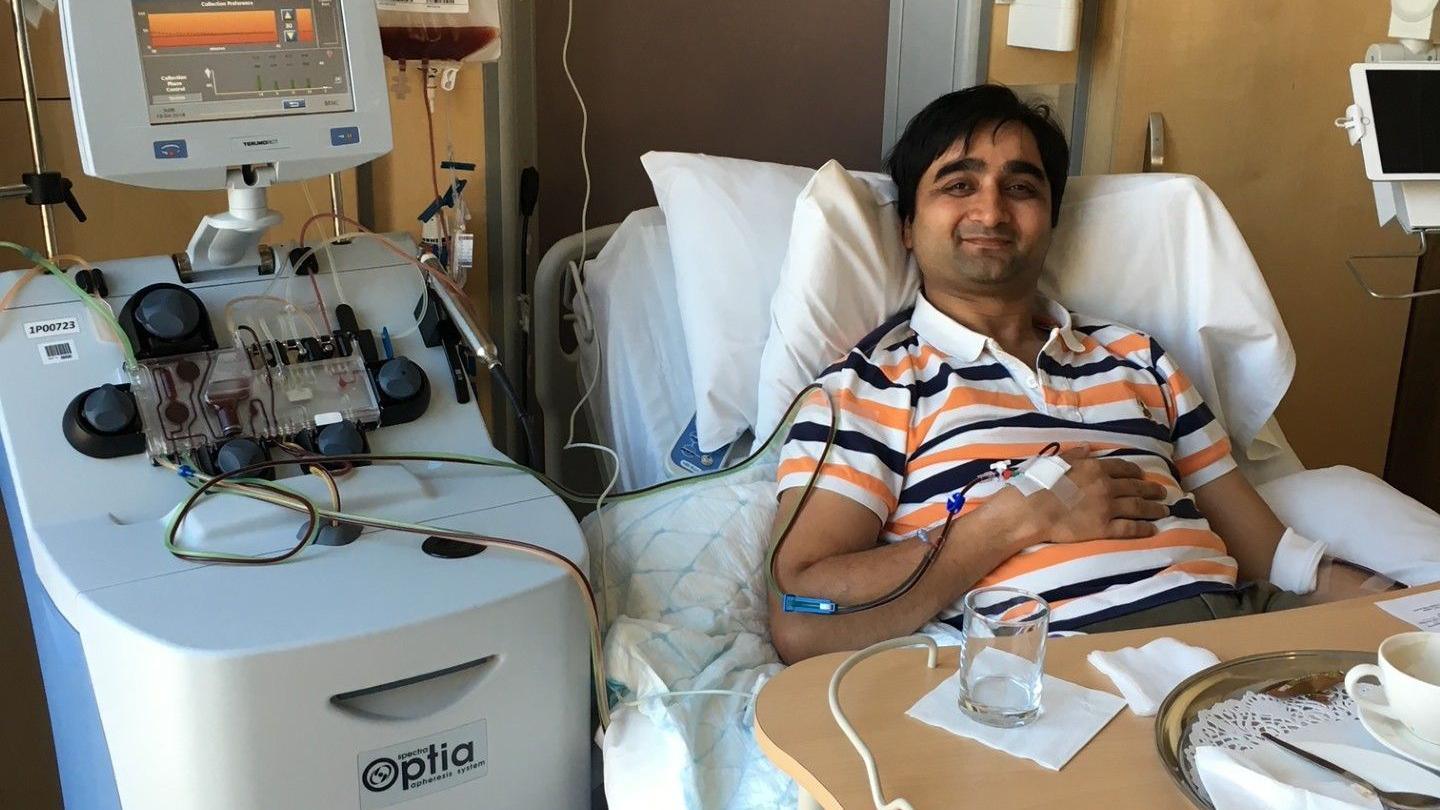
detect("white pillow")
[641,152,888,452]
[1257,466,1440,587]
[754,161,917,442]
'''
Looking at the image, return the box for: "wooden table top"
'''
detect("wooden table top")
[754,585,1440,810]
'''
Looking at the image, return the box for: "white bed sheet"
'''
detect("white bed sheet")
[580,207,694,490]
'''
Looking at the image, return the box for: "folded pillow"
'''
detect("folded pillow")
[641,152,888,452]
[754,160,916,442]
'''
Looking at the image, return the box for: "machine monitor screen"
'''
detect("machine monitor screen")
[1367,69,1440,175]
[131,0,355,125]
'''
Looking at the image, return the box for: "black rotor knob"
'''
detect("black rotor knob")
[316,422,364,457]
[377,357,425,401]
[81,384,136,435]
[135,288,201,341]
[216,439,267,475]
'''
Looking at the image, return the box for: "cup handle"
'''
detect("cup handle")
[1345,664,1400,720]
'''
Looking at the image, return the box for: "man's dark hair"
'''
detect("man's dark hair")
[886,84,1070,227]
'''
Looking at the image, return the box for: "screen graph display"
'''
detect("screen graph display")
[132,0,355,124]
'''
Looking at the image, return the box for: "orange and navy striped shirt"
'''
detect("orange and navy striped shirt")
[777,293,1238,632]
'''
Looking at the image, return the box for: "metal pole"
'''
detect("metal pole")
[328,172,345,239]
[10,0,58,258]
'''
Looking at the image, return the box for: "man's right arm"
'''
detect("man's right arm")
[768,448,1170,664]
[767,488,1035,664]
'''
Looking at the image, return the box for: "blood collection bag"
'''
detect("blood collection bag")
[375,0,502,63]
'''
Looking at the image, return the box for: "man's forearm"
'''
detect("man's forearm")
[770,510,1026,663]
[1195,470,1286,583]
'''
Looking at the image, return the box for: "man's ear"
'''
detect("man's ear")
[902,219,913,251]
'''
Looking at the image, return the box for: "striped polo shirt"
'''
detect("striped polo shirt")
[777,293,1239,632]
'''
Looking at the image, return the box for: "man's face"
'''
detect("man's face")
[902,122,1054,296]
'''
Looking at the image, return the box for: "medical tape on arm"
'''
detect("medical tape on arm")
[1269,527,1328,594]
[1007,455,1082,506]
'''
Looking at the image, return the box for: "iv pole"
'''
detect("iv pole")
[2,0,85,260]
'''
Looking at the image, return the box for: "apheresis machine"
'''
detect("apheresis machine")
[1,1,593,808]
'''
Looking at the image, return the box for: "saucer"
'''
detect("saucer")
[1354,695,1440,771]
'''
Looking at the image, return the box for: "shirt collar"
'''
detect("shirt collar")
[1037,296,1088,354]
[911,292,1086,361]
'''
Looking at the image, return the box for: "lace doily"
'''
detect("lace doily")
[1181,687,1357,802]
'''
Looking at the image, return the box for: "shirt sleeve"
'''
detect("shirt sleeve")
[1151,339,1237,491]
[776,358,910,522]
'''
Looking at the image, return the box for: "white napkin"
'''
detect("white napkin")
[1087,637,1220,716]
[905,667,1125,771]
[1194,745,1381,810]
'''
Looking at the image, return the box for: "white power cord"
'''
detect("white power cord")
[621,689,756,709]
[829,635,939,810]
[560,0,621,624]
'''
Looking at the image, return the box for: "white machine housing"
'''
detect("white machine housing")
[56,0,392,191]
[0,241,592,809]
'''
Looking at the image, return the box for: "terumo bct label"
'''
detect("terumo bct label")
[358,720,488,808]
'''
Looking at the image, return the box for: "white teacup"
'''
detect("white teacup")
[1345,631,1440,744]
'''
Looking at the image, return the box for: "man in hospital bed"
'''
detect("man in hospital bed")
[768,85,1373,664]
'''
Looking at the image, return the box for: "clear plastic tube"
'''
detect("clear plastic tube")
[284,230,430,340]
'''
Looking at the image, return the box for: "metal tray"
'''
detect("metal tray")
[1154,649,1376,809]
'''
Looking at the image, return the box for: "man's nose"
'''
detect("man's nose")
[968,183,1010,229]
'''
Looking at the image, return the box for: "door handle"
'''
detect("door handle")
[1145,113,1166,172]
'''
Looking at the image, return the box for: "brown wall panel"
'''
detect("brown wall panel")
[534,0,891,249]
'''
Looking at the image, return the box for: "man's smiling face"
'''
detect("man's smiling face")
[902,121,1055,297]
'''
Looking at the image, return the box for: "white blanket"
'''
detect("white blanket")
[586,457,965,810]
[587,467,795,810]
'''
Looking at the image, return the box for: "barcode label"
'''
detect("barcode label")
[376,0,471,13]
[39,340,77,365]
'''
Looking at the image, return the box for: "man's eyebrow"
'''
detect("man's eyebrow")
[931,158,1048,184]
[1004,160,1047,181]
[932,157,986,181]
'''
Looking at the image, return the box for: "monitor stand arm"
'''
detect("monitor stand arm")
[180,165,282,278]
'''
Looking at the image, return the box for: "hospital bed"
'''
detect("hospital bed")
[532,157,1440,810]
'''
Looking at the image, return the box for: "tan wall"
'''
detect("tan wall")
[1074,1,1409,476]
[987,3,1081,87]
[0,13,488,809]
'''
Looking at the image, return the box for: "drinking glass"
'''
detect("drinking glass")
[957,586,1050,728]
